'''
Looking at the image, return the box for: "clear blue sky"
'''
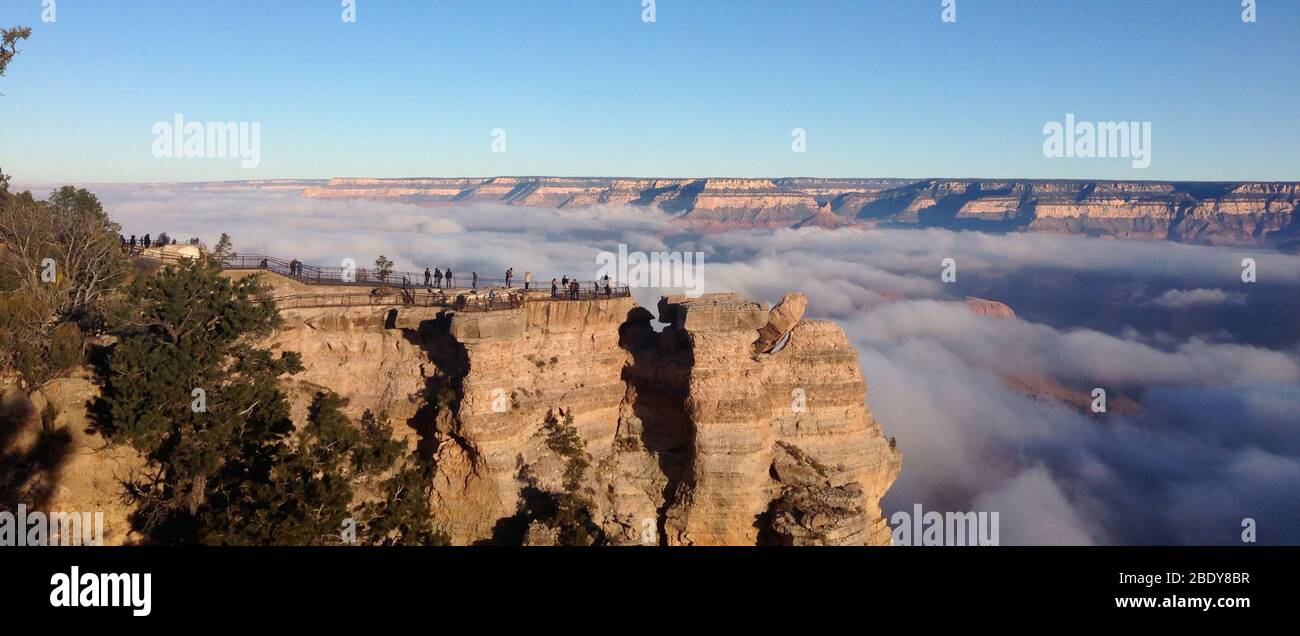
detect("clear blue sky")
[1,0,1297,183]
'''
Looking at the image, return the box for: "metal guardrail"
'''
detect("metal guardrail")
[129,248,631,311]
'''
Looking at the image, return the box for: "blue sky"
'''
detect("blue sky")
[1,0,1297,183]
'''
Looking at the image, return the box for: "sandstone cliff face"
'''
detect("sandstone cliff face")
[281,176,1300,246]
[650,294,901,546]
[265,292,900,545]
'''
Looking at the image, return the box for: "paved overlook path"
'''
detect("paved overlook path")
[134,248,629,311]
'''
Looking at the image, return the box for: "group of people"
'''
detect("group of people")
[120,234,153,250]
[551,274,614,299]
[423,267,456,288]
[231,253,621,306]
[415,265,618,304]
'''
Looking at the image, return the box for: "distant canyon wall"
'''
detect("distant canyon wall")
[194,176,1300,248]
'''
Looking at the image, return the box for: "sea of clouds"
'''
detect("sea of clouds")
[86,185,1300,545]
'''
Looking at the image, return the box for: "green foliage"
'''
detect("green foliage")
[155,232,171,246]
[0,185,129,391]
[211,233,235,262]
[373,255,394,283]
[538,410,604,546]
[98,259,299,541]
[0,186,130,327]
[0,26,31,79]
[97,259,442,545]
[0,287,86,391]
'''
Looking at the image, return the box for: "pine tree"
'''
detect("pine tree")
[374,255,394,283]
[211,232,235,262]
[538,410,604,546]
[97,258,445,545]
[0,26,31,79]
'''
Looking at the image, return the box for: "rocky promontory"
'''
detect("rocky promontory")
[262,289,901,545]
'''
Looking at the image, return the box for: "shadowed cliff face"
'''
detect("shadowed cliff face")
[266,293,900,546]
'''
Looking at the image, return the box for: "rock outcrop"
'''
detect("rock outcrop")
[259,291,900,545]
[2,285,899,546]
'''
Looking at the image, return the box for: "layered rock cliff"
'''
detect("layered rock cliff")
[266,291,900,545]
[265,176,1300,247]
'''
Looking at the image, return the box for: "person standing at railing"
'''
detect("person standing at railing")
[434,267,443,289]
[524,271,532,290]
[569,280,579,300]
[472,272,478,289]
[446,268,454,288]
[551,278,559,298]
[505,268,514,288]
[424,268,431,287]
[143,234,152,249]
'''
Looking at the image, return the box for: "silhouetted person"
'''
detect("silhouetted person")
[561,275,568,288]
[445,268,453,287]
[551,278,559,298]
[434,268,443,288]
[142,234,151,249]
[472,272,478,289]
[129,235,136,249]
[505,268,513,288]
[424,268,431,286]
[569,280,579,300]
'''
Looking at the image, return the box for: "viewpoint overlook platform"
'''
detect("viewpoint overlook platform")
[132,248,630,312]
